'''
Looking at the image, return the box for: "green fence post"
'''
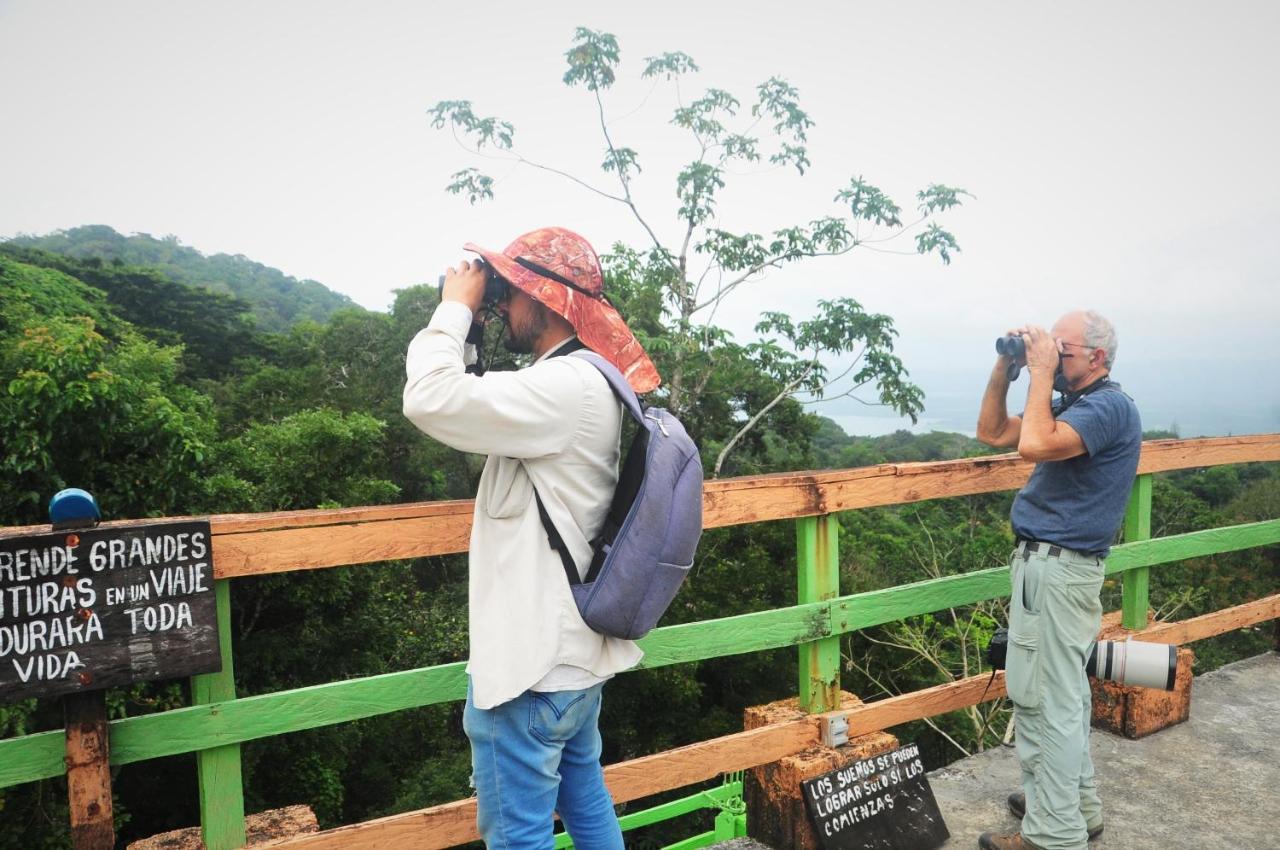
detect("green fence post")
[797,515,840,713]
[191,579,246,849]
[1121,474,1153,630]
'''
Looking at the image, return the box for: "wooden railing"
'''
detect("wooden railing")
[1,435,1278,849]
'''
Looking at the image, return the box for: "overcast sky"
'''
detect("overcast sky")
[2,1,1277,436]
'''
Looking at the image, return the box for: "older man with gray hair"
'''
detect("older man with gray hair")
[975,310,1142,850]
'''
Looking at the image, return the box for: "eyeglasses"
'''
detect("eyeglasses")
[1057,341,1093,358]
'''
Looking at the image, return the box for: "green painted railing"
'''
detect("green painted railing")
[1,441,1278,849]
[553,777,746,850]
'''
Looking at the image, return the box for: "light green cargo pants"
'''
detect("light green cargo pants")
[1005,543,1105,850]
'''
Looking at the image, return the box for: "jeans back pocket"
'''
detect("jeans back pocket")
[528,688,598,745]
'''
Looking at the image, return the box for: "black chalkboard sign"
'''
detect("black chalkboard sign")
[802,742,949,850]
[0,520,220,703]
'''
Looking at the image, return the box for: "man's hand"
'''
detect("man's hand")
[441,260,487,315]
[1021,325,1062,377]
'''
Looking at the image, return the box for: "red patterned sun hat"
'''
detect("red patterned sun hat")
[464,227,660,393]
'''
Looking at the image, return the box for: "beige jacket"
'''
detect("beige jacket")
[402,301,642,709]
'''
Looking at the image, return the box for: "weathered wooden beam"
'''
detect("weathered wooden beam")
[1130,594,1280,645]
[9,435,1269,577]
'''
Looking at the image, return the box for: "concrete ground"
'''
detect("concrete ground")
[713,653,1278,850]
[930,652,1278,850]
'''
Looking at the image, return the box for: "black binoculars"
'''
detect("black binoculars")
[436,258,510,307]
[996,334,1026,380]
[995,334,1025,359]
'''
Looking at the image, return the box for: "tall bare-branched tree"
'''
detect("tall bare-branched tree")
[429,27,970,476]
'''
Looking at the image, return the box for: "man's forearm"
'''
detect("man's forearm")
[977,361,1014,444]
[1018,367,1057,450]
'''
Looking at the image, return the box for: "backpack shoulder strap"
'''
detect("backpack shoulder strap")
[529,345,646,587]
[527,342,631,587]
[570,350,645,423]
[533,488,583,586]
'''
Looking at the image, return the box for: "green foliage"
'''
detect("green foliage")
[0,254,117,335]
[0,314,213,524]
[204,409,399,511]
[1,245,263,379]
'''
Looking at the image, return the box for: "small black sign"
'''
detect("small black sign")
[0,520,220,703]
[802,742,949,850]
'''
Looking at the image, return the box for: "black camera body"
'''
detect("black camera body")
[986,627,1009,670]
[436,258,510,307]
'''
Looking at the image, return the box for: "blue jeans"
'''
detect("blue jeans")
[463,680,624,850]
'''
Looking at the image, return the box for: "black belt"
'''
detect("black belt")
[1015,539,1062,560]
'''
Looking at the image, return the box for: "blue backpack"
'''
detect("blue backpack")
[532,349,703,640]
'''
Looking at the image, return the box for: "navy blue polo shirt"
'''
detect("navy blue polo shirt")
[1010,384,1142,556]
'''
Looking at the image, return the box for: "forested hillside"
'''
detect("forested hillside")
[0,243,1275,848]
[4,226,358,332]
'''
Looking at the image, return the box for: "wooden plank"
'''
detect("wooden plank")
[212,514,474,577]
[1129,594,1280,646]
[5,434,1253,581]
[1135,434,1280,475]
[603,719,818,803]
[5,600,826,789]
[818,455,1035,513]
[0,500,477,539]
[257,796,478,850]
[835,671,1008,738]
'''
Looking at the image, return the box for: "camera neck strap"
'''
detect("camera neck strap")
[1052,375,1116,417]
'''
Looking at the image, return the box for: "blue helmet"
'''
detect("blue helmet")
[49,488,101,526]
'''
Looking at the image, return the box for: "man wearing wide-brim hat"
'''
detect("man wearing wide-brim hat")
[404,227,658,849]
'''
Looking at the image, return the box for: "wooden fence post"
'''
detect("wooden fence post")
[191,579,247,850]
[797,515,840,713]
[1122,474,1154,629]
[64,691,114,849]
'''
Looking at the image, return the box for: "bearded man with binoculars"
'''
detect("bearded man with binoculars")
[975,310,1142,850]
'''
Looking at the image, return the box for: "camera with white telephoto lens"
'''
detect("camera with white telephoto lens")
[986,628,1177,691]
